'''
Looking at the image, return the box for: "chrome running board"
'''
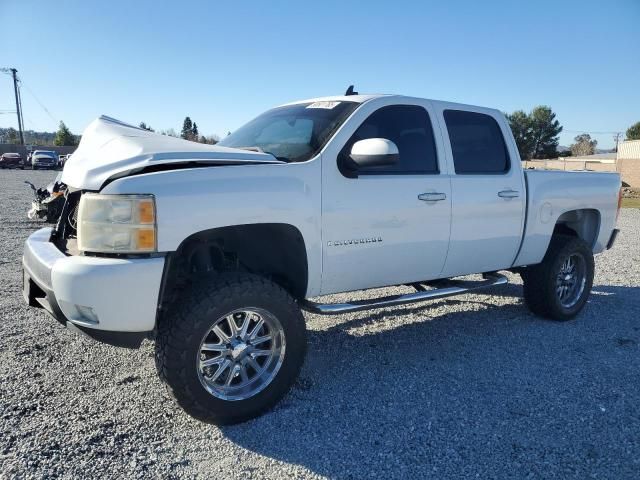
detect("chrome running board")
[301,273,508,315]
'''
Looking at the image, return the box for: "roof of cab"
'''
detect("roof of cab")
[280,94,390,107]
[280,94,503,117]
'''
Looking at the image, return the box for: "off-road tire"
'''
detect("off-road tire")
[155,272,307,424]
[522,235,594,321]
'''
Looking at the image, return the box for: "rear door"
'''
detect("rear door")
[437,107,525,277]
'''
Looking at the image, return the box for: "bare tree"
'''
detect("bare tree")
[160,128,179,137]
[570,134,598,156]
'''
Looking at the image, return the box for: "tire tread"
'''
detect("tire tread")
[522,234,594,321]
[155,272,306,424]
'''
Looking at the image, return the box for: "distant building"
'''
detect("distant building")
[617,140,640,187]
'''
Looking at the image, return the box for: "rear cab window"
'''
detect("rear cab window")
[443,110,510,174]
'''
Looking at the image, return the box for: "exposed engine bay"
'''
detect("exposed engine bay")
[24,173,67,223]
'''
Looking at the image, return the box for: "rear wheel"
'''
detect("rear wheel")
[522,235,594,320]
[155,273,307,424]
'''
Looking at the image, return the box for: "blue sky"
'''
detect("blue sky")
[1,0,638,149]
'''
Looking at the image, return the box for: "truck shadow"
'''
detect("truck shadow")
[221,284,640,479]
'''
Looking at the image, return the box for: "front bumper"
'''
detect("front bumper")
[22,227,165,348]
[32,161,56,169]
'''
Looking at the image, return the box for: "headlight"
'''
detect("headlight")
[77,194,157,253]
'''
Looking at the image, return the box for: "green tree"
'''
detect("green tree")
[626,121,640,140]
[507,106,562,159]
[6,127,18,144]
[191,122,199,139]
[506,110,534,160]
[54,121,77,146]
[529,106,562,159]
[181,117,193,140]
[570,133,597,156]
[139,122,154,132]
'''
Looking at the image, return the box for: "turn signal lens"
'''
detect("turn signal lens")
[139,199,155,224]
[136,228,156,250]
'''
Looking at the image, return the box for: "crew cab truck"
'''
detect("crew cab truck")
[22,93,622,424]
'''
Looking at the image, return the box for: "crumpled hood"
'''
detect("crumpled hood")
[62,116,282,190]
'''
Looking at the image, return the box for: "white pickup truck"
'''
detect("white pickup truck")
[23,92,621,424]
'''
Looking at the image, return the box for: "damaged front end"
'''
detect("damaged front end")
[25,173,67,223]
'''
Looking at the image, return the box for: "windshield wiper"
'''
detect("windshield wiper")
[236,146,289,162]
[236,146,264,153]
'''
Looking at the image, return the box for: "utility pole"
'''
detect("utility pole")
[613,132,622,153]
[9,68,25,145]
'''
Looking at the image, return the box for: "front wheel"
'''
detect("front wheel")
[155,273,307,424]
[522,235,594,321]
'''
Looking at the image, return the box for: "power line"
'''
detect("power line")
[22,115,36,128]
[563,129,625,134]
[2,68,57,138]
[17,77,59,127]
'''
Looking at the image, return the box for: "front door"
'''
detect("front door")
[320,101,452,295]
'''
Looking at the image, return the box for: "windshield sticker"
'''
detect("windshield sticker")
[306,101,341,109]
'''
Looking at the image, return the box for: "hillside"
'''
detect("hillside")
[0,127,57,146]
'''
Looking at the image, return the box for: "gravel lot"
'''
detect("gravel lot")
[1,169,639,479]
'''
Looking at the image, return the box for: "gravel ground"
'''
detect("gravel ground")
[1,169,639,479]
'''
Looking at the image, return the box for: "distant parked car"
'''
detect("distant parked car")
[0,152,25,169]
[31,151,58,170]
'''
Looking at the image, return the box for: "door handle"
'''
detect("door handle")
[418,192,446,202]
[498,190,520,199]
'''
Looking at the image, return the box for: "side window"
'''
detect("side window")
[443,110,510,174]
[341,105,439,174]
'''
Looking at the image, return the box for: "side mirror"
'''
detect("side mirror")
[349,138,399,168]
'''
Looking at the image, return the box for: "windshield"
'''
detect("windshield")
[218,101,359,162]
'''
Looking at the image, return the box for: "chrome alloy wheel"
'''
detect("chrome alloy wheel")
[197,308,286,401]
[555,254,587,308]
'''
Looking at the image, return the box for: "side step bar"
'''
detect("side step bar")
[301,273,508,315]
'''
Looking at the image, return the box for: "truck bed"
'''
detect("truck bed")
[513,169,621,267]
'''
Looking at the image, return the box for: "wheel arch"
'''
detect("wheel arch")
[161,223,309,302]
[552,208,601,250]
